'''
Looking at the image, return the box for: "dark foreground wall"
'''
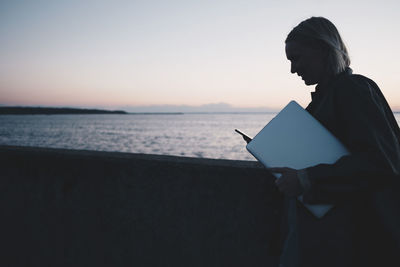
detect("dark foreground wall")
[0,146,282,267]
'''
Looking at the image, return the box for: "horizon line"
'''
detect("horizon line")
[1,105,400,114]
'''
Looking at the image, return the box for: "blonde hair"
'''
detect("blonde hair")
[285,17,350,76]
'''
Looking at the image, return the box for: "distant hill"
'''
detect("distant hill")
[0,107,127,115]
[121,103,278,113]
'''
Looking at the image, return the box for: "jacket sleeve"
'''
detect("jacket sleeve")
[303,77,400,205]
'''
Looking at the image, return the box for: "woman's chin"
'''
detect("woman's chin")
[303,79,317,86]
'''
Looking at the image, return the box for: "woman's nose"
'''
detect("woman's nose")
[290,62,297,74]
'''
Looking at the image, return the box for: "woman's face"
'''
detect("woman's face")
[285,41,326,86]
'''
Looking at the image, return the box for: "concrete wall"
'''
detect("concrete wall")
[0,146,282,267]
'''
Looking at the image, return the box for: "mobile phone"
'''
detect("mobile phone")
[235,129,252,144]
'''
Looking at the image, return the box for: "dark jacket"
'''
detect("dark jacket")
[297,68,400,267]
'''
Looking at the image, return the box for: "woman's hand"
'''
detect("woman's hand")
[268,167,304,197]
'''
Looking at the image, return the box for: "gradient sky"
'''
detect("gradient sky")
[1,0,399,110]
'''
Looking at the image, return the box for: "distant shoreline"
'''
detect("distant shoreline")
[0,107,127,115]
[1,106,398,115]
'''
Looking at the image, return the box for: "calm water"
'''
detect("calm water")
[0,113,275,160]
[1,113,399,161]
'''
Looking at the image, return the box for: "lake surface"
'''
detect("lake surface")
[1,113,399,161]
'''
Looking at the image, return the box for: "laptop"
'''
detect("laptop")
[245,100,350,218]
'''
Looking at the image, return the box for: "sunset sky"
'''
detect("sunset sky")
[1,0,399,111]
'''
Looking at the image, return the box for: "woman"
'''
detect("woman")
[271,17,400,267]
